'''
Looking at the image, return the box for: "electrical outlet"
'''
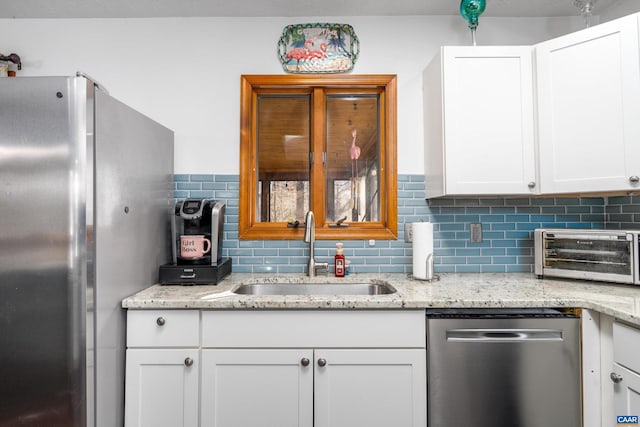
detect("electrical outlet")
[470,223,483,243]
[404,223,413,243]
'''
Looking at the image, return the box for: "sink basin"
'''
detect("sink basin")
[232,282,396,296]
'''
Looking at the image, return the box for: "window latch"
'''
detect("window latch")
[329,216,349,228]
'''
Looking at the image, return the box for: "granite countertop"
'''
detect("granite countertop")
[122,273,640,327]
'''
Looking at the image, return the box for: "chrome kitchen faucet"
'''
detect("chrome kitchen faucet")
[304,211,329,277]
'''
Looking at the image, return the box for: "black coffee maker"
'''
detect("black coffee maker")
[159,199,231,285]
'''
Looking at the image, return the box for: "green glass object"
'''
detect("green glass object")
[460,0,486,45]
[460,0,486,29]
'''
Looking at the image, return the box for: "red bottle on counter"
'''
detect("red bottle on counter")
[334,242,345,277]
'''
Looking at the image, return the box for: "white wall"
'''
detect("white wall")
[0,15,585,173]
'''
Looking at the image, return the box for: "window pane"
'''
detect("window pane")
[332,180,352,221]
[256,95,310,222]
[325,95,380,222]
[269,181,310,222]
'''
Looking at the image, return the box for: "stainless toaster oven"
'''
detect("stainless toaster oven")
[534,228,640,285]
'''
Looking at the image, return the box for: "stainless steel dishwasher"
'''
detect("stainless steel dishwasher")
[426,309,581,427]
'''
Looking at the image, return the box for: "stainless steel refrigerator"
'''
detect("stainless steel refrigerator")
[0,75,174,427]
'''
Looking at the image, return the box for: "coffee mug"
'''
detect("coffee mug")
[180,235,211,258]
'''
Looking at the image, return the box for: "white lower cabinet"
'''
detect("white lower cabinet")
[200,348,425,427]
[201,349,314,427]
[612,321,640,418]
[125,310,200,427]
[125,349,199,427]
[590,316,640,425]
[313,349,425,427]
[126,309,426,427]
[612,363,640,417]
[200,310,426,427]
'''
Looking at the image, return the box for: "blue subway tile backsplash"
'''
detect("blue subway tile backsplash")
[175,174,639,274]
[606,195,640,229]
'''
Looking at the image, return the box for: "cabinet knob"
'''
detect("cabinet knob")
[156,317,166,326]
[610,372,623,383]
[528,181,536,189]
[629,176,639,184]
[184,357,194,367]
[300,358,310,367]
[317,358,327,367]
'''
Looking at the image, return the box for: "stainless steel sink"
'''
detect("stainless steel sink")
[232,282,396,296]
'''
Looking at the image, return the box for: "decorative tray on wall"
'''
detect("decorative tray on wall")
[277,23,360,74]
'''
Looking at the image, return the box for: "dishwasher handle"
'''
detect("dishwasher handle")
[446,328,564,342]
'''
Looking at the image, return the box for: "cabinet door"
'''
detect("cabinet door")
[314,349,426,427]
[612,321,640,419]
[612,364,640,418]
[536,15,640,194]
[124,349,199,427]
[201,349,313,427]
[425,46,536,197]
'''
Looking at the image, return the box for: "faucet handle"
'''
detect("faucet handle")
[314,262,329,274]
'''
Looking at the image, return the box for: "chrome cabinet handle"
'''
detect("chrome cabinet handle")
[301,358,310,367]
[610,372,623,383]
[184,357,194,367]
[629,176,639,184]
[317,358,327,367]
[528,181,536,189]
[156,317,166,326]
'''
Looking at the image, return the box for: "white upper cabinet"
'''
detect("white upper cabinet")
[424,13,640,198]
[424,46,537,198]
[535,14,640,194]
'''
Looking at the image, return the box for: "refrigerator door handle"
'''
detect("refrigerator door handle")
[446,328,564,342]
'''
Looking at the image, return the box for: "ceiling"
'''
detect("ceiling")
[0,0,617,19]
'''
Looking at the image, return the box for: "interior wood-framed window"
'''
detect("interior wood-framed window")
[239,74,397,240]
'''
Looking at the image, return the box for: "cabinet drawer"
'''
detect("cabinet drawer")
[202,310,425,348]
[613,321,640,374]
[127,310,200,347]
